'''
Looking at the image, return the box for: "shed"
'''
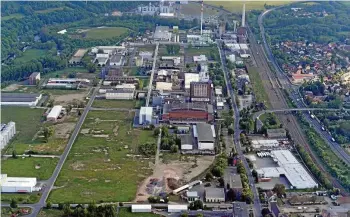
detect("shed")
[168,205,188,213]
[131,204,152,213]
[47,105,63,122]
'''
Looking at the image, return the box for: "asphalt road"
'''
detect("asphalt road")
[146,42,159,107]
[217,40,262,217]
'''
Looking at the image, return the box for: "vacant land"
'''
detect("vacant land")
[1,157,58,180]
[82,27,129,40]
[246,65,271,107]
[49,110,156,203]
[92,100,136,109]
[118,208,160,217]
[14,49,48,64]
[207,1,290,12]
[2,207,32,217]
[1,13,24,21]
[180,2,220,17]
[38,209,63,217]
[43,67,90,78]
[1,192,41,204]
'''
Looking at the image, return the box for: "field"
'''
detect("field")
[1,192,41,204]
[38,209,63,217]
[246,65,271,107]
[1,157,58,180]
[1,13,24,21]
[185,46,219,62]
[14,49,48,64]
[92,100,136,109]
[180,2,220,17]
[77,27,129,40]
[43,67,90,78]
[206,1,291,13]
[49,110,156,203]
[35,7,66,14]
[118,208,160,217]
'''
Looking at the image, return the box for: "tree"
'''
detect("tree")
[189,200,204,210]
[170,144,178,153]
[153,128,161,137]
[137,79,144,90]
[218,177,225,187]
[262,208,271,216]
[196,214,204,217]
[227,188,236,201]
[181,213,189,217]
[43,126,54,143]
[12,150,17,159]
[272,184,286,198]
[197,64,201,72]
[205,172,213,181]
[10,199,17,208]
[87,63,96,73]
[63,203,72,217]
[46,201,52,209]
[228,127,234,135]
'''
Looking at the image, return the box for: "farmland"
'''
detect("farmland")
[13,49,48,64]
[206,1,290,13]
[49,110,156,203]
[71,27,129,40]
[92,100,137,109]
[1,157,58,180]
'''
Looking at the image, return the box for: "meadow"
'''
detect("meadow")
[14,49,48,64]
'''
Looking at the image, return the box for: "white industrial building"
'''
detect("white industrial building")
[156,82,173,91]
[257,150,318,189]
[109,55,124,66]
[228,54,236,63]
[184,73,199,89]
[193,55,207,63]
[0,174,37,193]
[1,93,42,107]
[1,122,16,150]
[131,204,152,213]
[105,90,134,100]
[168,205,188,213]
[251,139,279,150]
[194,123,215,150]
[139,107,153,125]
[47,105,63,122]
[154,26,172,41]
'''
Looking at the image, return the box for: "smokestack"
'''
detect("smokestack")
[233,21,237,33]
[242,3,246,27]
[201,0,204,35]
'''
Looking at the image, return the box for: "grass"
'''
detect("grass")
[92,99,136,109]
[83,27,129,40]
[1,13,24,21]
[35,7,66,14]
[43,67,90,78]
[259,113,280,129]
[1,193,41,204]
[38,209,63,217]
[185,46,219,57]
[118,208,161,217]
[1,157,58,180]
[246,65,271,107]
[49,111,156,203]
[206,1,291,13]
[14,49,48,64]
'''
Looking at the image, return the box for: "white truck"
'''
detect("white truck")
[310,114,315,119]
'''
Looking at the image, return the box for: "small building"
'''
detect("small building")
[190,82,211,102]
[168,205,188,213]
[193,55,208,63]
[184,73,199,89]
[1,93,42,107]
[131,204,152,213]
[156,82,172,91]
[180,134,193,150]
[139,51,153,61]
[110,55,124,66]
[0,174,37,193]
[186,191,199,202]
[47,105,63,122]
[233,202,249,217]
[266,128,287,139]
[154,26,172,41]
[69,49,88,65]
[29,72,40,85]
[216,97,224,110]
[229,174,243,194]
[139,107,153,125]
[0,122,16,150]
[215,86,223,96]
[196,123,215,150]
[205,187,225,203]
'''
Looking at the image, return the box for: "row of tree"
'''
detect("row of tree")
[236,161,254,203]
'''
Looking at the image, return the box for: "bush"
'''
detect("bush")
[139,143,157,156]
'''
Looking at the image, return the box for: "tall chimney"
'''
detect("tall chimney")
[242,3,246,27]
[201,0,204,35]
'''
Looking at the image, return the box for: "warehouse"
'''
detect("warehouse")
[196,123,215,150]
[266,128,287,139]
[1,174,37,193]
[257,150,318,189]
[184,73,199,89]
[154,26,172,41]
[106,89,134,100]
[180,134,193,150]
[47,105,63,122]
[168,205,188,213]
[205,187,225,203]
[0,122,16,150]
[251,139,280,150]
[1,93,42,107]
[131,204,152,213]
[139,107,153,125]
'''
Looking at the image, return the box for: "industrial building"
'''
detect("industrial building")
[180,134,193,150]
[184,73,200,89]
[186,191,199,202]
[193,55,208,63]
[156,82,173,91]
[0,122,16,150]
[251,139,280,150]
[190,82,212,102]
[47,105,63,122]
[227,174,243,194]
[256,150,318,189]
[266,128,287,139]
[105,83,135,100]
[109,54,124,66]
[154,26,172,41]
[162,102,214,124]
[1,93,42,107]
[167,205,188,213]
[69,49,88,64]
[0,174,37,193]
[131,204,152,213]
[205,187,225,203]
[29,72,40,85]
[139,107,153,125]
[195,123,215,150]
[233,202,249,217]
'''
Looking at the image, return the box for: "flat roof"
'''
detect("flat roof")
[180,134,192,145]
[0,175,36,187]
[229,174,243,188]
[131,204,152,209]
[47,105,63,119]
[196,123,214,142]
[233,202,249,217]
[205,187,225,198]
[1,93,41,102]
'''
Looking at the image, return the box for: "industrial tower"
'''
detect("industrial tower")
[242,3,246,27]
[201,0,204,35]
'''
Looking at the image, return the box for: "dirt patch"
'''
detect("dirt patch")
[35,164,41,169]
[113,125,119,136]
[53,122,76,139]
[31,141,66,153]
[52,91,87,105]
[70,161,85,171]
[2,84,20,91]
[135,156,214,202]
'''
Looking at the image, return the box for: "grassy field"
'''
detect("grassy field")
[246,65,271,107]
[1,157,58,180]
[206,1,291,13]
[38,209,63,217]
[185,46,219,62]
[43,67,90,78]
[35,7,66,14]
[1,13,24,21]
[259,113,280,129]
[118,208,161,217]
[49,110,156,203]
[92,100,136,109]
[14,49,48,64]
[84,27,129,40]
[1,192,41,204]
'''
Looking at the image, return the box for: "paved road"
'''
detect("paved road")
[146,42,159,107]
[154,127,162,168]
[258,8,350,166]
[217,40,262,217]
[2,154,60,158]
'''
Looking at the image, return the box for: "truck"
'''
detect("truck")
[311,114,315,119]
[322,126,325,131]
[331,138,335,142]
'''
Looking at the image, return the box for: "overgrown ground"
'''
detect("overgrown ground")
[49,110,156,203]
[118,208,160,217]
[92,100,137,108]
[206,1,290,13]
[14,49,48,64]
[73,27,129,40]
[38,209,63,217]
[246,65,271,107]
[1,192,41,204]
[185,46,219,59]
[1,157,58,180]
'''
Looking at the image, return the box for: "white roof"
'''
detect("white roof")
[57,29,67,34]
[168,205,188,210]
[140,107,153,115]
[47,105,63,119]
[115,83,136,89]
[157,69,168,76]
[0,174,36,187]
[193,55,207,62]
[226,43,240,50]
[156,82,172,91]
[184,73,199,89]
[251,139,279,149]
[239,44,249,50]
[131,204,152,209]
[160,13,175,17]
[211,125,216,138]
[187,191,198,197]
